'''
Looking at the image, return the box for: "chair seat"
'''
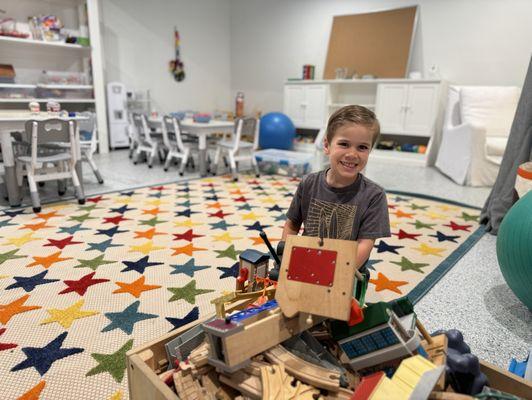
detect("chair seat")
[486,137,507,157]
[217,140,254,149]
[18,152,72,163]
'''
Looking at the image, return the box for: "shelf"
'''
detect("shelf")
[0,98,95,103]
[370,149,426,165]
[0,35,90,50]
[286,78,442,85]
[0,83,36,89]
[0,84,92,89]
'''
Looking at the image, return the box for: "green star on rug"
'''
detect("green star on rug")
[74,254,116,271]
[0,249,25,265]
[409,220,437,230]
[69,213,96,223]
[86,339,133,382]
[460,212,479,222]
[391,256,430,273]
[167,280,214,304]
[409,203,429,210]
[139,216,166,227]
[215,244,241,260]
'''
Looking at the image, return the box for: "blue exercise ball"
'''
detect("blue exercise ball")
[259,112,295,150]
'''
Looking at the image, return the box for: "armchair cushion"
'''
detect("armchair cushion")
[460,86,520,137]
[485,137,508,158]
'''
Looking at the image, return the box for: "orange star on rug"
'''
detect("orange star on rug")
[249,236,280,246]
[171,243,207,256]
[19,221,53,232]
[229,189,246,195]
[142,207,164,216]
[369,272,408,295]
[33,210,62,221]
[392,209,415,219]
[207,202,225,209]
[27,251,72,269]
[0,294,41,324]
[134,228,165,240]
[17,380,46,400]
[113,276,161,298]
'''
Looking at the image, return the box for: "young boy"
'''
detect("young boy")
[282,105,391,269]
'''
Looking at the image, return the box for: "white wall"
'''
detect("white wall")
[101,0,232,113]
[230,0,532,113]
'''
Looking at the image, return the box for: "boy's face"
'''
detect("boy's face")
[323,123,373,186]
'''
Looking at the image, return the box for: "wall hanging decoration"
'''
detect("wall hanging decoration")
[169,27,185,82]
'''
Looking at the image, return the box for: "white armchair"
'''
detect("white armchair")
[435,85,521,186]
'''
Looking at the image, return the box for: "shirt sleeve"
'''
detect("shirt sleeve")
[286,180,304,226]
[357,190,391,239]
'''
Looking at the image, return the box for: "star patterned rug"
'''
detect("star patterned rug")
[0,174,483,399]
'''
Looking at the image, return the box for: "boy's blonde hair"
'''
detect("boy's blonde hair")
[326,105,380,147]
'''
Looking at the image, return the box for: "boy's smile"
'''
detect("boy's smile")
[323,123,373,188]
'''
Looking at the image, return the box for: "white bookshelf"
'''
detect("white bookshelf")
[0,98,95,103]
[0,35,89,50]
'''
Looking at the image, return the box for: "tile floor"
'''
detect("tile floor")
[1,149,530,368]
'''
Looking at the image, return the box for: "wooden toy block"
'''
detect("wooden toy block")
[421,334,448,391]
[275,235,357,321]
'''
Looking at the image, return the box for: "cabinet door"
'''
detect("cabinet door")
[284,85,306,127]
[303,85,329,128]
[375,84,408,134]
[404,84,439,136]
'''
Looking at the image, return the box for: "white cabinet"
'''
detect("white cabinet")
[376,83,439,136]
[283,84,329,129]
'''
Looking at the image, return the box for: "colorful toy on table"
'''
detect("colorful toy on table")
[192,113,211,123]
[168,27,185,82]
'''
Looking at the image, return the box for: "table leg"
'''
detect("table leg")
[75,161,85,198]
[1,132,21,207]
[198,134,207,177]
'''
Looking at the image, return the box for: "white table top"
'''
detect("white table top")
[180,118,234,128]
[0,111,88,122]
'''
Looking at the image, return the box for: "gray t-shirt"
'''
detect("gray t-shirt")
[286,170,391,240]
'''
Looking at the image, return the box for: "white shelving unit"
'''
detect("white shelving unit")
[284,79,446,166]
[0,0,109,152]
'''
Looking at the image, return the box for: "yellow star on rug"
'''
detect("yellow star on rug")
[41,299,98,328]
[129,240,164,255]
[423,211,448,220]
[145,199,168,207]
[413,243,446,257]
[202,177,216,183]
[0,275,8,280]
[113,276,161,298]
[171,243,207,256]
[241,212,264,221]
[114,198,134,205]
[174,220,202,228]
[108,391,123,400]
[3,232,40,247]
[260,197,278,204]
[390,220,400,228]
[436,204,459,212]
[213,232,242,243]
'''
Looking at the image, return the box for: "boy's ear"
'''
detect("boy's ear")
[323,137,330,154]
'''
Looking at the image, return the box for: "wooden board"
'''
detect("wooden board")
[479,360,532,399]
[275,235,357,320]
[323,6,418,79]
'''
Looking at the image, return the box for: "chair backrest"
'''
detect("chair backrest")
[25,119,77,164]
[78,111,98,152]
[232,117,259,151]
[444,86,521,137]
[131,113,153,143]
[161,115,187,151]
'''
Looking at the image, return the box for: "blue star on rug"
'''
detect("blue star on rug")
[119,191,136,197]
[1,209,25,218]
[237,204,254,211]
[121,256,163,274]
[245,221,271,232]
[176,200,193,207]
[6,270,59,292]
[58,224,90,235]
[374,240,404,254]
[110,205,136,214]
[204,195,220,201]
[217,262,240,279]
[364,259,383,271]
[429,231,460,243]
[166,307,199,332]
[0,218,16,228]
[274,214,287,222]
[86,239,123,253]
[101,301,158,335]
[175,209,199,218]
[268,205,284,213]
[391,195,411,203]
[96,226,127,238]
[209,220,236,231]
[170,259,210,277]
[11,332,83,375]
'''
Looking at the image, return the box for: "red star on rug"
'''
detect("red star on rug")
[59,272,110,296]
[201,183,216,188]
[444,221,472,231]
[33,210,62,221]
[87,195,105,203]
[388,204,397,209]
[44,236,82,250]
[0,328,18,351]
[0,294,41,324]
[27,251,72,269]
[369,272,408,295]
[142,207,163,216]
[134,228,165,240]
[288,177,300,182]
[20,221,54,232]
[208,210,233,219]
[150,185,166,191]
[103,215,130,225]
[172,229,204,242]
[247,179,260,185]
[171,243,207,256]
[393,229,422,240]
[392,209,415,219]
[271,182,285,186]
[233,196,249,203]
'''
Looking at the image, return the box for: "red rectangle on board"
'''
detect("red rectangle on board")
[287,246,337,286]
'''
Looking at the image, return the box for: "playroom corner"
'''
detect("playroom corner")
[0,1,531,399]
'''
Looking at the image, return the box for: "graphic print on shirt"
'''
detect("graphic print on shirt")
[305,198,357,239]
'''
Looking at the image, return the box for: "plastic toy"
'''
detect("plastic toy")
[168,27,185,82]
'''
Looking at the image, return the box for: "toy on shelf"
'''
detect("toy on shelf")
[0,18,30,38]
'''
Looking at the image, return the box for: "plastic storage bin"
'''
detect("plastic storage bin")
[254,148,313,177]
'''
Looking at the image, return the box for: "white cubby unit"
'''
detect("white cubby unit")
[0,0,109,152]
[283,79,446,166]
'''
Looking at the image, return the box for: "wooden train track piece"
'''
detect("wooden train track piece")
[173,369,209,400]
[264,345,341,391]
[421,334,448,391]
[260,364,320,400]
[219,370,262,399]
